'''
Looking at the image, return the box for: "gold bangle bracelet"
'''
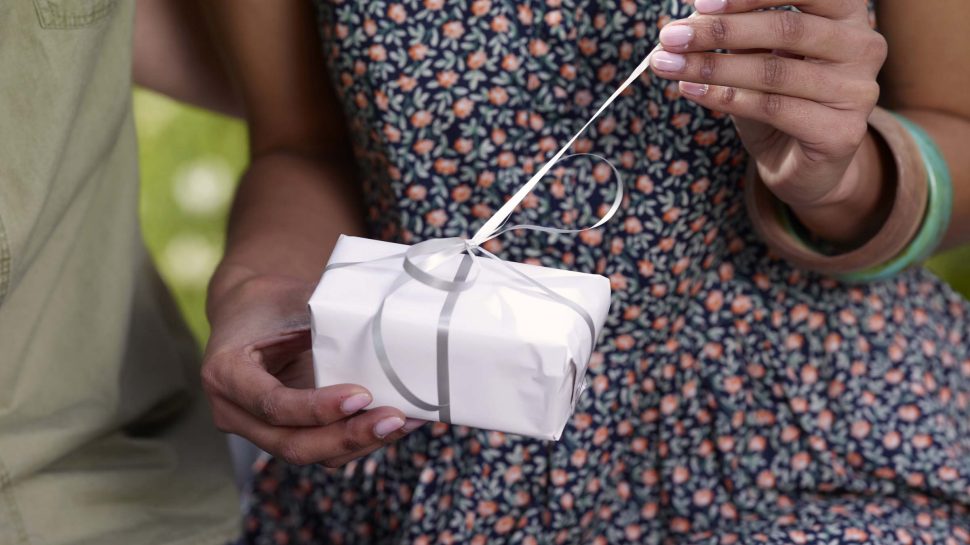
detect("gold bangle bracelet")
[744,106,928,276]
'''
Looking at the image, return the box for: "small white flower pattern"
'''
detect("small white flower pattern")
[242,1,970,543]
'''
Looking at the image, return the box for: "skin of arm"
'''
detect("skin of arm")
[651,0,970,251]
[873,0,970,250]
[133,0,243,117]
[201,0,421,468]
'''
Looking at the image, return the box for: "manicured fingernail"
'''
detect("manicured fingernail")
[652,51,686,73]
[694,0,727,13]
[340,393,372,414]
[402,418,426,433]
[659,25,694,48]
[374,416,405,438]
[680,82,710,96]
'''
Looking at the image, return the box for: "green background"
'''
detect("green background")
[135,89,970,345]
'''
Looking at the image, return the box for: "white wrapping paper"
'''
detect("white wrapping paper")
[309,235,611,440]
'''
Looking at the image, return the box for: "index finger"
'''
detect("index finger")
[694,0,867,21]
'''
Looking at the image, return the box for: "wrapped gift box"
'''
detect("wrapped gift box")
[309,234,611,440]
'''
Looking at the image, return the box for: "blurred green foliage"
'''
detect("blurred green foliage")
[135,89,969,346]
[136,89,246,342]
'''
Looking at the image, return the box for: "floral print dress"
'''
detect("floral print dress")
[242,1,970,543]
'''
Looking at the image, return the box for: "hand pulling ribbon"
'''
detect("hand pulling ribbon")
[325,44,665,423]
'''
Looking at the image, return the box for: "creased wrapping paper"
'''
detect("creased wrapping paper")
[310,235,611,440]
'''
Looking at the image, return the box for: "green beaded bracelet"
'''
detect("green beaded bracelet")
[835,114,953,283]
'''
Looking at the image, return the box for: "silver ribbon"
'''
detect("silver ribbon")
[325,47,664,423]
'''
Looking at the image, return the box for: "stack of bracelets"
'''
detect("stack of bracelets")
[746,106,953,283]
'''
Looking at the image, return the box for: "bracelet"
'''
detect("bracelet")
[744,106,930,277]
[836,114,953,282]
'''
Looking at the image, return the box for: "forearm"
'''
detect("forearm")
[208,152,365,314]
[134,0,243,117]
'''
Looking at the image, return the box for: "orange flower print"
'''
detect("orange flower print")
[491,128,506,145]
[453,98,474,118]
[496,151,515,168]
[544,10,562,26]
[467,50,487,70]
[436,70,458,88]
[453,138,472,154]
[368,44,387,62]
[383,124,401,143]
[410,110,432,128]
[671,112,691,129]
[490,14,509,33]
[668,160,688,175]
[477,171,494,188]
[434,158,457,175]
[597,64,616,83]
[471,0,490,16]
[398,75,418,92]
[614,334,634,351]
[407,185,428,201]
[412,139,433,155]
[425,209,447,227]
[488,86,509,105]
[387,4,406,23]
[529,39,549,56]
[695,130,717,146]
[501,54,520,71]
[471,203,492,219]
[424,0,442,9]
[442,21,464,39]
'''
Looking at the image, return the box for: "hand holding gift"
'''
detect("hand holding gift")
[201,271,423,467]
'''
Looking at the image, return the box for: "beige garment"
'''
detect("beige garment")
[0,1,239,543]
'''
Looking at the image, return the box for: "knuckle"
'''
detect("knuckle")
[718,86,737,106]
[775,11,805,46]
[340,434,367,453]
[200,365,222,397]
[761,56,786,89]
[699,54,717,81]
[760,93,784,118]
[866,33,889,63]
[258,390,282,425]
[858,81,880,107]
[707,17,729,47]
[308,390,334,426]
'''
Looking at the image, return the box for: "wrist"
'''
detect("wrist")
[788,130,894,248]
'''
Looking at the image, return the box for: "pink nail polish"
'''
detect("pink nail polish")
[373,416,405,438]
[680,82,710,97]
[401,418,426,433]
[659,25,694,48]
[652,51,687,73]
[694,0,727,13]
[340,392,372,414]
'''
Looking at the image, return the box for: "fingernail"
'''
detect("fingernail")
[374,416,405,438]
[659,25,694,48]
[652,51,686,73]
[340,393,372,414]
[402,418,426,433]
[680,82,710,96]
[694,0,727,13]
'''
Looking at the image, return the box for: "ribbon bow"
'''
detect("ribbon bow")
[325,46,663,423]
